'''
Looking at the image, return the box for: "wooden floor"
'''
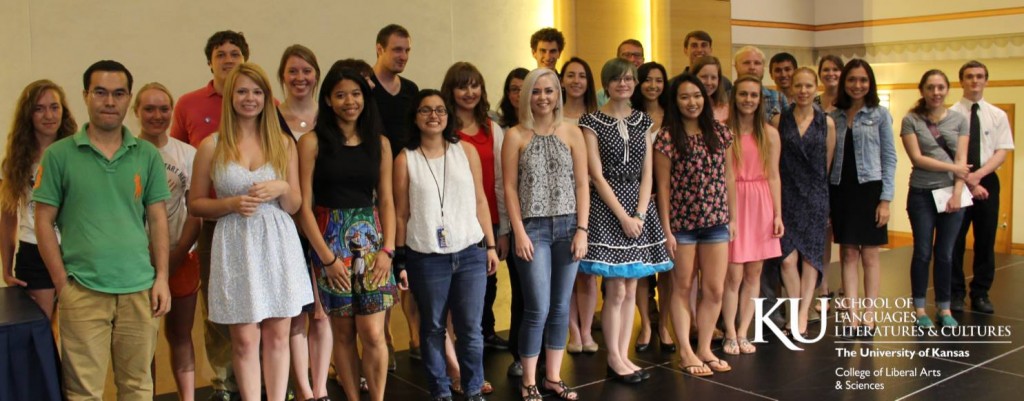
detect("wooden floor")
[102,247,1024,400]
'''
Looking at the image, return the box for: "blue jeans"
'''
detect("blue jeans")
[907,188,965,309]
[407,244,487,398]
[515,214,579,357]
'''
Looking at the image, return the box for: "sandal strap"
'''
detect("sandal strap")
[545,378,578,400]
[521,384,542,400]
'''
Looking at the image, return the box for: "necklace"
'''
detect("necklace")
[419,144,448,217]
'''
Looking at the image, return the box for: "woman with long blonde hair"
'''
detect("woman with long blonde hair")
[1,79,76,319]
[189,63,313,401]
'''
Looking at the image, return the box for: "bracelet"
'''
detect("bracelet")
[381,247,395,259]
[486,245,496,250]
[323,255,339,267]
[576,226,589,233]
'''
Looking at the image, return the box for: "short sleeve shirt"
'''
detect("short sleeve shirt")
[654,121,734,232]
[949,98,1015,165]
[899,112,969,189]
[371,75,420,156]
[33,125,171,294]
[156,137,196,248]
[171,81,222,146]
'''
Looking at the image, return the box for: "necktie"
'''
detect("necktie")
[968,103,981,171]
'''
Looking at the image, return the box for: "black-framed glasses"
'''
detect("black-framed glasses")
[417,106,448,116]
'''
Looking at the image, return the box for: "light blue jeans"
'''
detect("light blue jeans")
[515,214,579,357]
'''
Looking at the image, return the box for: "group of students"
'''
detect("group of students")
[0,23,1014,401]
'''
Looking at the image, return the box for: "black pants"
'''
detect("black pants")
[952,173,1000,299]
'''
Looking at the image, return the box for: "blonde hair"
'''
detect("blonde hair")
[733,46,765,67]
[2,80,77,213]
[214,63,289,178]
[517,68,563,130]
[132,82,175,114]
[727,75,770,175]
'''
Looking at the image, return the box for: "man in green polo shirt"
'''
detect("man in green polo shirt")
[33,60,171,401]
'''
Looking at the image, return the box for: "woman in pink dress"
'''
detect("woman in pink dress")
[721,76,783,355]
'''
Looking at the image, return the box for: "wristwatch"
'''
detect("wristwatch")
[632,211,646,221]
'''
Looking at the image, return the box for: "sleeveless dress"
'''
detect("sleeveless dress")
[778,109,829,271]
[729,133,782,263]
[208,163,314,324]
[578,110,672,278]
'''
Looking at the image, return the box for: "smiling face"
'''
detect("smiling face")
[618,43,644,68]
[283,56,317,99]
[696,64,720,96]
[770,60,795,90]
[508,78,524,111]
[533,40,561,70]
[415,95,448,135]
[640,68,664,102]
[453,80,482,112]
[792,70,817,107]
[676,81,705,121]
[32,89,63,138]
[84,71,131,131]
[561,62,588,100]
[135,88,173,136]
[819,60,842,90]
[733,80,761,117]
[329,78,364,125]
[530,74,559,117]
[685,38,712,67]
[606,72,636,101]
[210,42,245,84]
[231,74,265,121]
[921,73,949,111]
[844,66,870,102]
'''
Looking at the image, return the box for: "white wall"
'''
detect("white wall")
[0,0,554,151]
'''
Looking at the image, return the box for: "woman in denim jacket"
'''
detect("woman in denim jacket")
[828,59,896,335]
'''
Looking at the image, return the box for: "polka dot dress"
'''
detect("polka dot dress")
[578,110,672,278]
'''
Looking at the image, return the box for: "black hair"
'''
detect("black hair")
[559,57,598,113]
[406,89,459,150]
[664,73,721,156]
[683,30,712,48]
[631,62,668,113]
[204,30,250,63]
[834,58,881,110]
[315,67,382,164]
[499,68,529,128]
[83,60,133,92]
[769,52,797,70]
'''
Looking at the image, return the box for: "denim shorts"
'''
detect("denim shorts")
[673,223,730,245]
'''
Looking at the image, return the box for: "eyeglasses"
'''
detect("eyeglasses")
[417,106,448,116]
[89,88,130,101]
[620,51,644,59]
[611,75,636,84]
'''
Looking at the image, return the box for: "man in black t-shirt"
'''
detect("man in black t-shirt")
[372,24,420,156]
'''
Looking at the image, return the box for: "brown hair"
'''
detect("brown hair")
[1,80,77,213]
[277,44,321,96]
[727,75,770,175]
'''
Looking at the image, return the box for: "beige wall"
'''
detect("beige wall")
[0,0,555,152]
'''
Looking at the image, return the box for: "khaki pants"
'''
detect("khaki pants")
[198,220,237,391]
[59,280,159,401]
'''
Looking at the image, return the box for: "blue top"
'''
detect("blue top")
[829,106,897,201]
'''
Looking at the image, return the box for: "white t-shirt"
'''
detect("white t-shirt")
[158,137,197,248]
[10,163,45,243]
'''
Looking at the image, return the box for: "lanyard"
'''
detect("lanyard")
[418,144,448,217]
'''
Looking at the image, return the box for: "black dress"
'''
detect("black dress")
[830,128,888,245]
[779,108,828,271]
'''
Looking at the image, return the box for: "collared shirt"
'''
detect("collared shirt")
[170,80,222,147]
[33,124,170,294]
[762,87,788,121]
[829,106,897,201]
[949,98,1015,165]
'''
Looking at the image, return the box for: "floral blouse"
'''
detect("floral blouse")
[654,121,733,232]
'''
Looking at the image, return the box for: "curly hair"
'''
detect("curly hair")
[1,80,77,213]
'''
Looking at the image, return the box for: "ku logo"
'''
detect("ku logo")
[752,298,828,351]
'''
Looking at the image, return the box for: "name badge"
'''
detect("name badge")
[436,225,450,249]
